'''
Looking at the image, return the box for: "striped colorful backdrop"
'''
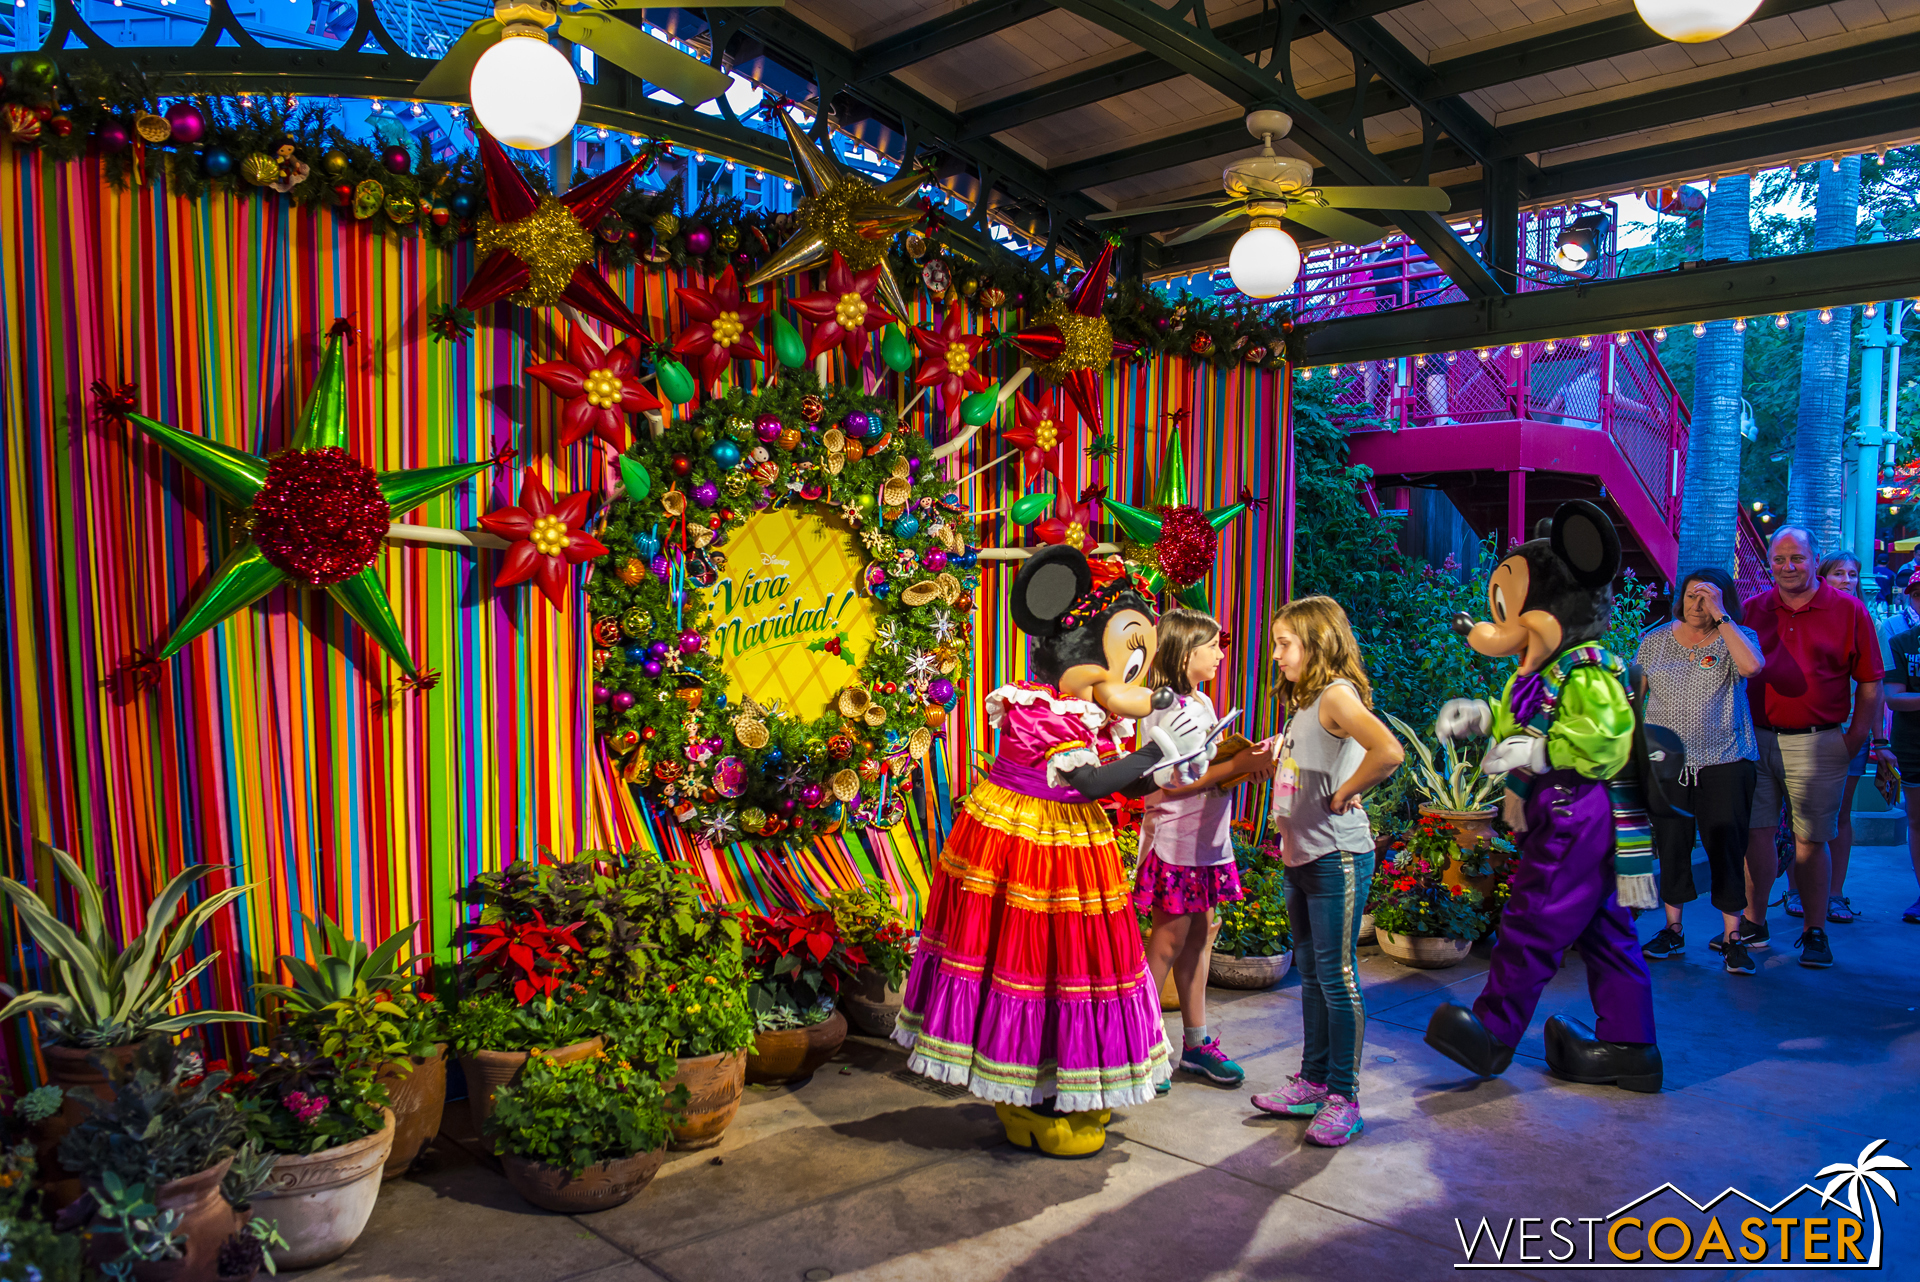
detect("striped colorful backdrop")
[0,151,1292,1079]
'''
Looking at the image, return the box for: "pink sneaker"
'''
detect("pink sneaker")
[1304,1093,1364,1147]
[1252,1074,1329,1116]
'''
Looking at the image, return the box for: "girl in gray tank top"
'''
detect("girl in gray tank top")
[1275,679,1374,865]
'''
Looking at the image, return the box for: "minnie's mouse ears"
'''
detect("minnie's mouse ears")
[1010,544,1092,637]
[1548,499,1620,589]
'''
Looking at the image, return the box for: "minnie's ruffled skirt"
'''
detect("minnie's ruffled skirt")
[892,781,1172,1111]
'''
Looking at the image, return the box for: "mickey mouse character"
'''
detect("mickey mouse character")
[1423,501,1663,1093]
[893,545,1218,1155]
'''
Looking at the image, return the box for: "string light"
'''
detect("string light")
[1867,302,1879,318]
[1615,333,1630,346]
[1693,322,1707,337]
[1299,368,1313,381]
[1733,317,1747,332]
[597,127,608,139]
[1509,343,1523,357]
[1654,328,1667,342]
[1774,313,1789,329]
[1445,351,1458,365]
[1476,348,1490,361]
[1819,308,1834,323]
[1579,334,1592,349]
[1544,339,1557,354]
[371,100,383,112]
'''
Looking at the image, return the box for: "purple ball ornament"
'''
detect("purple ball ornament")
[927,677,957,706]
[650,554,671,581]
[380,144,411,174]
[922,547,949,573]
[705,735,725,754]
[647,640,671,659]
[677,628,704,655]
[843,410,872,439]
[684,224,714,256]
[692,480,720,508]
[778,798,798,815]
[800,783,826,808]
[592,684,612,705]
[164,103,205,144]
[96,119,130,154]
[754,414,784,444]
[611,691,637,712]
[642,659,664,678]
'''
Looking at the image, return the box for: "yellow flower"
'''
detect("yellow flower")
[704,975,717,985]
[686,1003,701,1014]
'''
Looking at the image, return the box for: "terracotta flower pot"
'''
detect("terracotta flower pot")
[86,1156,240,1282]
[1357,912,1377,946]
[459,1036,603,1154]
[665,1050,746,1151]
[1377,930,1473,969]
[501,1148,666,1214]
[1421,805,1507,896]
[841,964,905,1038]
[36,1042,138,1210]
[1160,912,1222,1010]
[746,1010,847,1085]
[375,1045,447,1179]
[1208,950,1292,990]
[252,1109,395,1270]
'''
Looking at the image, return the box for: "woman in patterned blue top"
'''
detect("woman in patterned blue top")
[1634,567,1765,974]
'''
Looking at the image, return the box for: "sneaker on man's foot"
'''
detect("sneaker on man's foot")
[1179,1037,1246,1086]
[1722,938,1757,975]
[1797,927,1834,969]
[1710,918,1769,953]
[1783,890,1804,918]
[1252,1074,1329,1116]
[1904,898,1920,924]
[1641,927,1686,959]
[1826,896,1855,924]
[1304,1093,1364,1147]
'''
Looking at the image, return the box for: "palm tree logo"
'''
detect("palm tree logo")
[1816,1138,1910,1266]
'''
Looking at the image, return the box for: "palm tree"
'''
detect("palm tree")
[1677,176,1751,577]
[1816,1137,1909,1266]
[1788,156,1863,553]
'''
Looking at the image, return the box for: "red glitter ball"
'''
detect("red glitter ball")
[1154,505,1217,589]
[250,447,390,586]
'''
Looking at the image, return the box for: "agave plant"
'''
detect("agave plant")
[1383,712,1507,814]
[0,845,260,1048]
[255,912,419,1015]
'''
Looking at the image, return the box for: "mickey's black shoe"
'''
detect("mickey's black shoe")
[1543,1015,1662,1093]
[1424,1003,1515,1078]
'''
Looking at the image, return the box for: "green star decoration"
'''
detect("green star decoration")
[123,320,492,679]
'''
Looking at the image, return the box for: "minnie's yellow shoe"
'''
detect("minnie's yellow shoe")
[994,1104,1107,1157]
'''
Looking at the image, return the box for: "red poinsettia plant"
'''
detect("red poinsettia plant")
[737,908,867,1030]
[466,910,588,1005]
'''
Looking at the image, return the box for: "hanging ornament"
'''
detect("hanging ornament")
[453,133,654,339]
[386,196,419,225]
[1101,411,1251,607]
[669,265,772,393]
[1003,387,1077,481]
[744,104,925,320]
[921,258,951,296]
[526,322,660,453]
[910,306,995,432]
[879,325,915,374]
[771,315,808,370]
[1011,240,1137,437]
[352,179,385,221]
[111,320,491,679]
[789,251,898,366]
[202,148,236,179]
[237,152,276,186]
[164,102,205,144]
[133,112,171,144]
[980,285,1007,310]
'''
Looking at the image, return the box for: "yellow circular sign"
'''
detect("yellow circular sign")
[705,509,877,721]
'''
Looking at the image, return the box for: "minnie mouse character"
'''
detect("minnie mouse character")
[1423,501,1663,1093]
[893,545,1217,1155]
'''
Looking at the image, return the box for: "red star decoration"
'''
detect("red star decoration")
[525,324,660,453]
[910,305,994,431]
[479,469,608,610]
[455,132,656,341]
[1003,387,1078,480]
[790,252,897,365]
[1009,239,1137,437]
[1032,492,1097,553]
[670,265,773,393]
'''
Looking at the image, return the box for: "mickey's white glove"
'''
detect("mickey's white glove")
[1481,734,1550,777]
[1435,698,1491,743]
[1148,704,1215,789]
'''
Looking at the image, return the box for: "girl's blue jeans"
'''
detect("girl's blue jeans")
[1283,849,1376,1099]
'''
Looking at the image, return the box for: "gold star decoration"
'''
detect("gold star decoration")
[744,105,925,321]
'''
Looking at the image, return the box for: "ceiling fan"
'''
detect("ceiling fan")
[1089,110,1451,249]
[414,1,781,150]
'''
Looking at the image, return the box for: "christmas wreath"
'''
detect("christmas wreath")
[585,374,977,848]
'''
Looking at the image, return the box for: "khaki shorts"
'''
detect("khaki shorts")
[1751,728,1851,843]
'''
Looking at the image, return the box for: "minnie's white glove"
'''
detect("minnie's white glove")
[1481,734,1551,777]
[1435,698,1492,743]
[1149,704,1214,789]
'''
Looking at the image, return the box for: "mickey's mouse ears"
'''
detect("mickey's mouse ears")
[1547,499,1620,589]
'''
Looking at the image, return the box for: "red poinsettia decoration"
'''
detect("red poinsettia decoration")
[1003,387,1078,480]
[670,265,773,393]
[910,305,994,430]
[466,910,586,1005]
[526,324,660,452]
[1033,491,1098,553]
[478,468,608,609]
[790,251,897,365]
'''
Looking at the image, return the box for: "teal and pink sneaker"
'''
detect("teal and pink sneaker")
[1304,1093,1364,1147]
[1251,1074,1329,1115]
[1179,1037,1245,1086]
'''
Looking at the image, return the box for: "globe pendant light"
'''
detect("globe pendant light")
[1632,0,1762,43]
[1227,211,1301,300]
[470,9,582,151]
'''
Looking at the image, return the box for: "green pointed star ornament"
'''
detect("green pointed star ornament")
[1102,411,1250,609]
[120,319,493,680]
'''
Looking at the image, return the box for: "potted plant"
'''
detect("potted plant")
[0,1085,88,1280]
[58,1036,246,1282]
[1383,712,1506,850]
[212,1142,290,1282]
[636,951,756,1151]
[827,884,916,1038]
[1369,836,1495,969]
[486,1048,671,1213]
[222,1038,393,1270]
[256,913,448,1180]
[1210,851,1293,990]
[0,844,260,1206]
[739,909,861,1085]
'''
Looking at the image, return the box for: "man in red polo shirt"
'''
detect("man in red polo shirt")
[1743,526,1884,969]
